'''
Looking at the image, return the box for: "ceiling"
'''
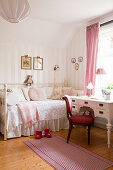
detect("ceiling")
[29,0,113,24]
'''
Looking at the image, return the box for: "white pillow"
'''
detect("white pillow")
[7,93,19,105]
[22,87,30,101]
[44,87,53,99]
[11,88,26,102]
[28,88,47,101]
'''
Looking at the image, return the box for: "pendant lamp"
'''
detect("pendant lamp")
[0,0,30,23]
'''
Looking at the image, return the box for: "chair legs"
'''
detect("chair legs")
[67,122,73,143]
[88,125,91,145]
[67,123,91,145]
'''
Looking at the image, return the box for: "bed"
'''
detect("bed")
[0,84,83,140]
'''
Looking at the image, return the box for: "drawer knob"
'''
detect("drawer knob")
[72,100,75,102]
[99,104,103,107]
[84,101,88,104]
[99,111,103,114]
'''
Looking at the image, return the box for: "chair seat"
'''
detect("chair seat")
[70,115,94,125]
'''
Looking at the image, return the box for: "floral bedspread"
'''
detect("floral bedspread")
[0,99,67,132]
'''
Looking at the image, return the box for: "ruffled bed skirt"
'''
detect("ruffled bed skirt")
[0,117,69,138]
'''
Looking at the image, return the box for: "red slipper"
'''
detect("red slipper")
[35,130,42,139]
[44,128,52,138]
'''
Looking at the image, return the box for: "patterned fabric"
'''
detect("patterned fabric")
[51,87,62,100]
[24,136,113,170]
[28,88,47,101]
[0,100,67,138]
[51,87,78,100]
[71,115,94,125]
[18,101,39,127]
[61,87,77,96]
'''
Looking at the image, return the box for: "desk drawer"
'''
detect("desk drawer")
[96,109,108,118]
[71,98,78,105]
[72,104,78,112]
[78,100,93,107]
[97,102,108,110]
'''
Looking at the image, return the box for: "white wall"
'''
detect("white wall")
[67,27,86,89]
[0,43,67,85]
[0,17,74,86]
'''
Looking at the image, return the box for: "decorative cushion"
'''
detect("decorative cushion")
[11,88,26,102]
[28,88,47,101]
[62,87,77,96]
[70,115,94,125]
[51,87,78,100]
[22,87,30,101]
[7,93,19,105]
[51,87,62,100]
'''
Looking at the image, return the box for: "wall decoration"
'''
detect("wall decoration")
[71,58,76,63]
[75,63,79,70]
[78,56,83,62]
[54,65,59,71]
[33,57,43,70]
[21,55,32,70]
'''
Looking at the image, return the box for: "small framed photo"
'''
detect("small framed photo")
[33,57,43,70]
[71,58,76,63]
[21,56,32,70]
[75,63,79,70]
[78,56,83,62]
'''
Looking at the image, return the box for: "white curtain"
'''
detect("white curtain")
[95,23,113,97]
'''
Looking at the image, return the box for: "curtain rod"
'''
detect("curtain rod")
[100,20,113,27]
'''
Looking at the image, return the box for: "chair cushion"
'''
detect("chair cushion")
[70,115,94,125]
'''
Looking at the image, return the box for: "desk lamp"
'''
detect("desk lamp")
[87,82,94,96]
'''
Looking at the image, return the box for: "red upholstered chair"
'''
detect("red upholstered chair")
[63,95,94,145]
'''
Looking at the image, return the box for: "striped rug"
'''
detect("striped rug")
[24,136,113,170]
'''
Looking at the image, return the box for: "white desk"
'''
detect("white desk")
[70,96,113,148]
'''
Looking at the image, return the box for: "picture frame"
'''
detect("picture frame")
[21,56,32,70]
[78,56,83,62]
[33,57,43,70]
[71,58,76,63]
[75,63,79,70]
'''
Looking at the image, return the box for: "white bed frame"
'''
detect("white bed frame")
[0,84,7,140]
[0,83,25,140]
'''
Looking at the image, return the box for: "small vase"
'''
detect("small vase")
[105,95,110,100]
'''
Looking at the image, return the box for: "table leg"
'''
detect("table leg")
[106,123,112,148]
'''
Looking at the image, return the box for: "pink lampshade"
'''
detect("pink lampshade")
[96,68,106,75]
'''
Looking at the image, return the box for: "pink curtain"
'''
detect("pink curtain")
[84,23,99,95]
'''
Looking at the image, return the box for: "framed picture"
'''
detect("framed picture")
[71,58,76,63]
[78,56,83,62]
[21,56,32,70]
[75,63,79,70]
[33,57,43,70]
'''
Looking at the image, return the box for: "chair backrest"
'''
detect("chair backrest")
[79,106,94,118]
[62,95,72,119]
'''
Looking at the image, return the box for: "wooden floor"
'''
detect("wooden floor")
[0,127,113,170]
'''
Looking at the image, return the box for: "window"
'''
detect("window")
[95,23,113,96]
